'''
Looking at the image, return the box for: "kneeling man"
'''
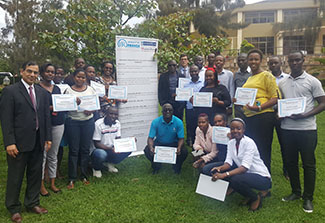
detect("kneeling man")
[91,106,131,178]
[144,103,188,174]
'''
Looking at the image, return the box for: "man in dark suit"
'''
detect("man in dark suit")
[0,61,52,223]
[158,60,185,120]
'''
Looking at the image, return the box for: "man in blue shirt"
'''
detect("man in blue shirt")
[144,103,188,174]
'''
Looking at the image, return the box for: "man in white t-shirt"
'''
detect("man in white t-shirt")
[91,106,131,178]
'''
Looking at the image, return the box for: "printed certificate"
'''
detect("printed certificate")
[153,146,177,164]
[52,94,77,112]
[175,87,193,101]
[56,84,70,94]
[193,92,213,107]
[191,149,205,157]
[234,87,257,106]
[212,127,230,145]
[278,97,307,118]
[178,78,191,89]
[114,137,137,153]
[108,86,128,100]
[196,174,229,202]
[77,95,100,111]
[90,80,106,97]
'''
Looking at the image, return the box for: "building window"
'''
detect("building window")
[245,37,274,55]
[283,8,317,23]
[244,11,275,24]
[283,36,314,55]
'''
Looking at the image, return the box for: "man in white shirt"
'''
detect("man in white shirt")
[91,106,131,178]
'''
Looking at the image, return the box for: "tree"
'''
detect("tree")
[38,0,156,70]
[0,0,64,72]
[135,11,229,72]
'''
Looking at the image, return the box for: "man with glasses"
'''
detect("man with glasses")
[144,103,188,174]
[158,60,185,120]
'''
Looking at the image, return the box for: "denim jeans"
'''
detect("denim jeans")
[66,118,94,181]
[282,129,317,201]
[91,148,131,170]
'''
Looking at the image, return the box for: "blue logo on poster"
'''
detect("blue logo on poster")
[142,41,156,47]
[117,38,140,48]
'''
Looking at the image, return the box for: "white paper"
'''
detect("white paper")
[278,97,307,118]
[90,80,106,97]
[154,146,177,164]
[191,150,205,157]
[212,127,230,145]
[52,94,77,112]
[77,94,100,111]
[193,92,213,107]
[108,86,128,100]
[114,137,137,153]
[56,84,70,94]
[196,174,229,202]
[234,87,258,106]
[178,78,191,89]
[175,87,193,101]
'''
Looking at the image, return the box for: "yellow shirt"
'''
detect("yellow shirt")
[242,71,278,117]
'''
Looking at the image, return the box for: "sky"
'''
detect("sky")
[0,0,264,31]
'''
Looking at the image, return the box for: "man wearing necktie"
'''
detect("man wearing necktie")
[0,61,52,223]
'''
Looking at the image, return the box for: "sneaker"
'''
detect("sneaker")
[303,200,313,213]
[104,163,118,173]
[282,193,301,202]
[92,169,102,178]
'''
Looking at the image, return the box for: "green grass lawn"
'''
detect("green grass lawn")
[0,112,325,223]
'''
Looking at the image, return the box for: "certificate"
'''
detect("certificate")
[90,80,105,97]
[77,94,100,111]
[52,94,77,112]
[178,78,191,89]
[196,174,229,202]
[193,92,213,107]
[212,127,230,145]
[234,88,257,106]
[56,84,70,94]
[175,88,193,101]
[108,86,128,100]
[153,146,177,164]
[114,137,137,153]
[278,97,307,118]
[191,149,205,157]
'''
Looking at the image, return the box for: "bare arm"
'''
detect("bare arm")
[290,96,325,119]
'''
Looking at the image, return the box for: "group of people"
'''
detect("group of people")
[0,49,324,223]
[154,50,325,213]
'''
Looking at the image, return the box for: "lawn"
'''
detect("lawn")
[0,112,325,223]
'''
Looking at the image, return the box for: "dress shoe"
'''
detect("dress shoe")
[282,193,301,202]
[249,194,262,211]
[67,181,74,190]
[11,213,22,223]
[26,206,48,214]
[303,199,313,213]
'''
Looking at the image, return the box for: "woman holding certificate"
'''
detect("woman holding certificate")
[38,63,66,196]
[211,118,271,211]
[65,68,97,189]
[240,49,278,173]
[198,68,231,124]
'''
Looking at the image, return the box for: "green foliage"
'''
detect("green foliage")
[38,0,156,70]
[240,39,255,53]
[135,11,229,72]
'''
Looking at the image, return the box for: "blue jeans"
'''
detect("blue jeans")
[91,149,131,170]
[66,118,94,181]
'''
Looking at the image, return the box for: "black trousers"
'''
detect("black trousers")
[245,112,275,173]
[185,108,198,144]
[144,141,188,171]
[282,129,317,201]
[171,101,185,121]
[6,132,43,214]
[274,118,287,174]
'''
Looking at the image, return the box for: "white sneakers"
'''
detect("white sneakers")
[103,163,119,173]
[92,169,102,178]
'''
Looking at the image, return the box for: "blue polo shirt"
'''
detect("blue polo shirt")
[148,115,184,144]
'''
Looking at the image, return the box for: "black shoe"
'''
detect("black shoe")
[282,193,301,202]
[303,199,313,213]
